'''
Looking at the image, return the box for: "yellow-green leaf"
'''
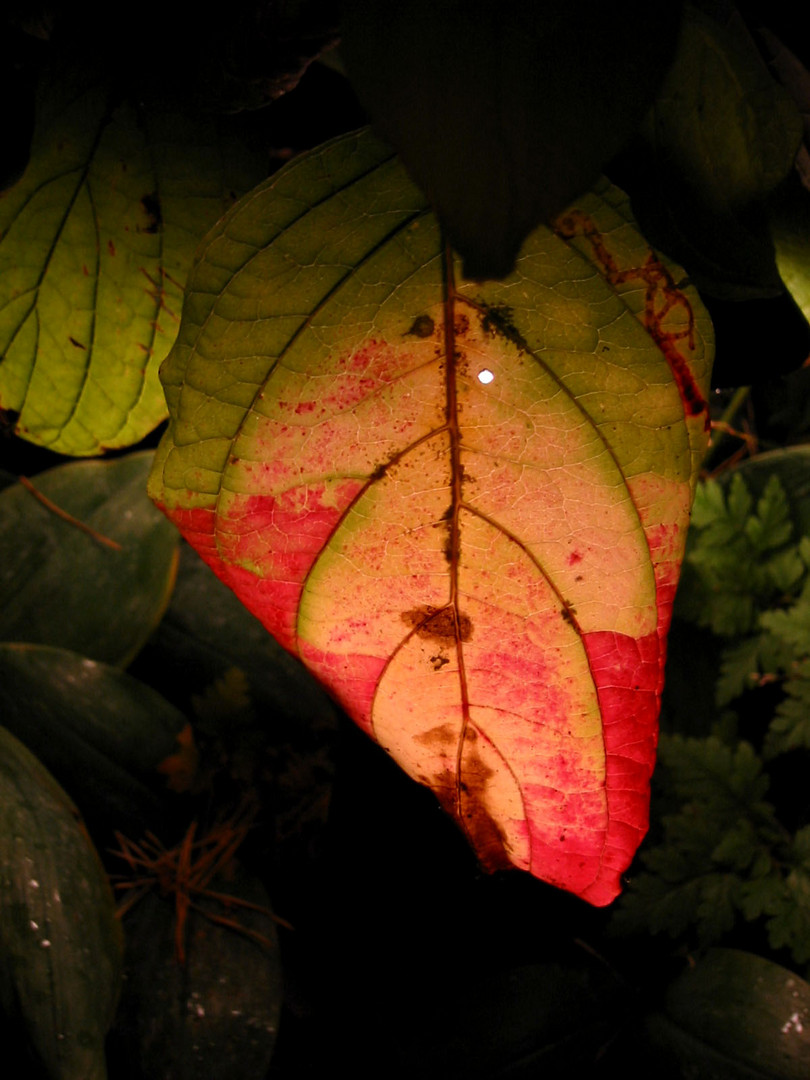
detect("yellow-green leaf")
[0,65,264,455]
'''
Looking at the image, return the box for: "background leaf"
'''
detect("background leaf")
[629,1,800,300]
[149,128,713,905]
[615,1,809,386]
[0,726,122,1080]
[340,0,682,278]
[111,867,282,1080]
[0,63,264,455]
[0,452,179,666]
[0,643,193,838]
[649,948,810,1079]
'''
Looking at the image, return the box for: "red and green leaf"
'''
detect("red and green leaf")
[148,129,713,905]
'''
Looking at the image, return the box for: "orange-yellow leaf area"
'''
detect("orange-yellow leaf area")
[151,160,712,906]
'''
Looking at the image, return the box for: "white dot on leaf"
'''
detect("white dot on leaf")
[477,369,494,384]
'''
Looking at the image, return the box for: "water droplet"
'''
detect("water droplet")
[29,921,39,930]
[782,1011,804,1035]
[29,879,39,889]
[41,939,51,948]
[477,368,494,385]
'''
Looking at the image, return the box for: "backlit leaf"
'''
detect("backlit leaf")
[148,129,713,905]
[0,64,264,455]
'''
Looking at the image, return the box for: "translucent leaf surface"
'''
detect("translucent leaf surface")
[149,130,713,905]
[0,66,264,455]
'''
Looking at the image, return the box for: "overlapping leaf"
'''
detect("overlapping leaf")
[0,65,264,455]
[0,644,195,836]
[0,453,179,665]
[149,129,713,905]
[651,949,810,1079]
[0,726,122,1080]
[341,0,682,278]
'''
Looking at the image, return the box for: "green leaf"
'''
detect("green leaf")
[149,128,713,905]
[340,0,682,278]
[0,64,264,455]
[0,643,194,836]
[613,736,792,949]
[0,452,179,666]
[759,28,810,325]
[765,866,810,963]
[116,867,282,1080]
[658,736,772,811]
[680,472,800,636]
[651,949,810,1080]
[0,725,122,1080]
[631,2,802,301]
[763,659,810,758]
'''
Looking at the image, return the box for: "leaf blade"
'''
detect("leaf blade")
[149,130,712,904]
[0,66,264,455]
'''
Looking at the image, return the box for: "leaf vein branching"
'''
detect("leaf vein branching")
[460,503,584,638]
[118,118,167,438]
[213,205,430,516]
[2,104,111,420]
[189,149,402,347]
[56,180,101,437]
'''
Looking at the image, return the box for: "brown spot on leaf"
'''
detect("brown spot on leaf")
[405,314,435,338]
[429,654,449,671]
[401,605,472,642]
[454,312,469,335]
[68,336,86,350]
[107,240,116,257]
[481,302,517,339]
[460,743,513,873]
[414,722,456,748]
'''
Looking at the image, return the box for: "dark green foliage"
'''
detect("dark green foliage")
[341,0,683,278]
[3,2,810,1077]
[617,468,810,966]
